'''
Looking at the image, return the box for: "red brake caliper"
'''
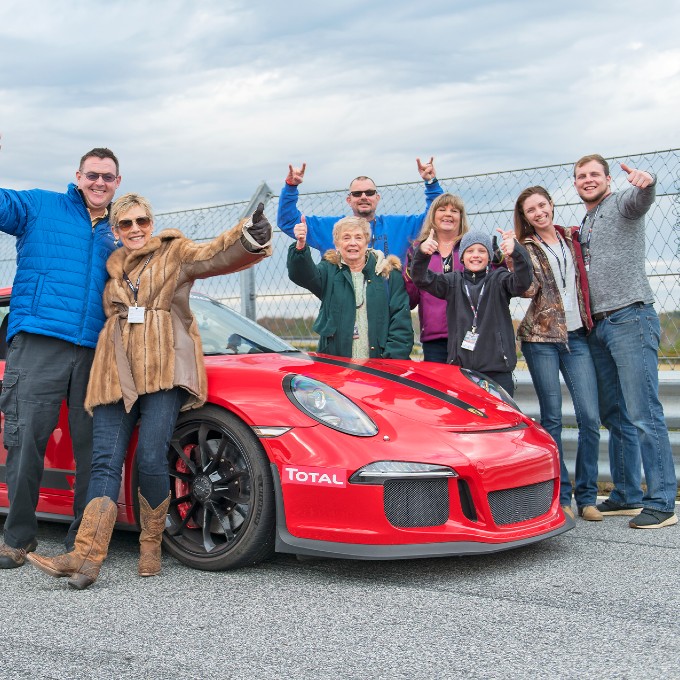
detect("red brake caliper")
[175,444,199,528]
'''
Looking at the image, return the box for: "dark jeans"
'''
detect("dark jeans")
[422,338,449,363]
[87,388,187,509]
[1,333,94,550]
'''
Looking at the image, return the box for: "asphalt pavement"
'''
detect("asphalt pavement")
[0,504,678,680]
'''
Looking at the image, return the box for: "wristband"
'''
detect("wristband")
[426,177,438,185]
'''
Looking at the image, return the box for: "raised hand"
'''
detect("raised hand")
[416,156,436,182]
[420,229,439,256]
[293,215,307,250]
[620,162,653,189]
[496,228,516,257]
[285,162,307,186]
[247,202,271,245]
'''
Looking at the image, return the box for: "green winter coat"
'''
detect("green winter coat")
[287,244,414,359]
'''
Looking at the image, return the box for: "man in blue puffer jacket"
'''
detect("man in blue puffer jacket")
[277,157,443,262]
[0,144,121,568]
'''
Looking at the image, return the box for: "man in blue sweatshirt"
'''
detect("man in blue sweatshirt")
[276,157,443,262]
[0,143,121,567]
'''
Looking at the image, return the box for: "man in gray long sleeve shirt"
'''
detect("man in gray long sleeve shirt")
[575,154,677,529]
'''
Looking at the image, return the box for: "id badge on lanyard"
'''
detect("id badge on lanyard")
[123,253,153,325]
[461,329,479,351]
[128,306,146,323]
[461,281,485,352]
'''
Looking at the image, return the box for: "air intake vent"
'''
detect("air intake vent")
[487,480,554,525]
[384,479,449,528]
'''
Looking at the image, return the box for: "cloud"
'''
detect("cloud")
[0,0,677,211]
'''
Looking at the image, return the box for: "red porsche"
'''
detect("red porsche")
[0,288,572,570]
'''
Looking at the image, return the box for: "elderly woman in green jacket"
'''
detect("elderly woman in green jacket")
[287,216,413,359]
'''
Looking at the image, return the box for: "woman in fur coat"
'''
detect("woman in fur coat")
[28,193,272,589]
[287,215,413,360]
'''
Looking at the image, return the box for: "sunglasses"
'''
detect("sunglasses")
[349,189,377,197]
[82,172,118,183]
[117,217,152,230]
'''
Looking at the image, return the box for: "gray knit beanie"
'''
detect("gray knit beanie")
[459,230,493,261]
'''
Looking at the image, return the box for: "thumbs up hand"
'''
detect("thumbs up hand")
[420,229,438,256]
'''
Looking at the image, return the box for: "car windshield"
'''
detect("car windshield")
[190,294,298,356]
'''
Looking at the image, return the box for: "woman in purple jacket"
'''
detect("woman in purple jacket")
[403,193,470,362]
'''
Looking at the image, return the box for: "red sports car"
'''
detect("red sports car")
[0,288,572,570]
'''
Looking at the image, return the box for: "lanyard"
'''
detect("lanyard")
[463,281,486,332]
[122,253,153,306]
[536,232,567,289]
[369,219,389,255]
[579,203,601,258]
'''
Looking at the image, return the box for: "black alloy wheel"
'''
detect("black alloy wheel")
[163,405,275,571]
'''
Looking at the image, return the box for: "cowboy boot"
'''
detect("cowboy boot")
[67,497,118,590]
[26,548,81,577]
[138,492,170,577]
[27,497,116,579]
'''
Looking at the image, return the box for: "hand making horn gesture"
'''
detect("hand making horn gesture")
[419,229,439,256]
[293,215,307,250]
[285,162,307,186]
[416,156,436,182]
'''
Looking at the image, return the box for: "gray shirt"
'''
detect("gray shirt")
[581,180,656,314]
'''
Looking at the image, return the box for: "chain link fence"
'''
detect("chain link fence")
[0,149,677,366]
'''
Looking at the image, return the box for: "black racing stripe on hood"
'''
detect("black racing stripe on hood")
[309,356,488,418]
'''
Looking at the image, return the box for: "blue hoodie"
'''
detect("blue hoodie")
[277,180,443,262]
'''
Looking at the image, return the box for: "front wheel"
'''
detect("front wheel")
[163,405,275,571]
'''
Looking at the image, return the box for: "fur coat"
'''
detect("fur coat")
[85,223,270,413]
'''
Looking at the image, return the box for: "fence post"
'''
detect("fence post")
[238,182,274,320]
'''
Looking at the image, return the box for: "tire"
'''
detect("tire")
[163,405,276,571]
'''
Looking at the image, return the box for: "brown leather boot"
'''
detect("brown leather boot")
[26,549,81,577]
[27,497,117,589]
[67,497,118,590]
[138,492,170,577]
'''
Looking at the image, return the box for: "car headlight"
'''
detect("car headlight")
[350,461,458,485]
[460,368,522,412]
[283,375,378,437]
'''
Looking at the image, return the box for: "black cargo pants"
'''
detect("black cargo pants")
[1,333,94,551]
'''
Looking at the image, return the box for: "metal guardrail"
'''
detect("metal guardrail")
[514,372,680,483]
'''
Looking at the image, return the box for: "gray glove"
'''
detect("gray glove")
[248,202,271,245]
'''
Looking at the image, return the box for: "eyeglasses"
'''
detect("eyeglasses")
[349,189,377,197]
[117,217,152,230]
[82,172,118,183]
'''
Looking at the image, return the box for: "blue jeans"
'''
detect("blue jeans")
[522,329,601,508]
[86,388,187,508]
[587,303,677,512]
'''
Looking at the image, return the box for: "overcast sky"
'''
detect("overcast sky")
[0,0,678,212]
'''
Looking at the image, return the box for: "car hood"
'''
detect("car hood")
[307,354,526,431]
[205,352,526,432]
